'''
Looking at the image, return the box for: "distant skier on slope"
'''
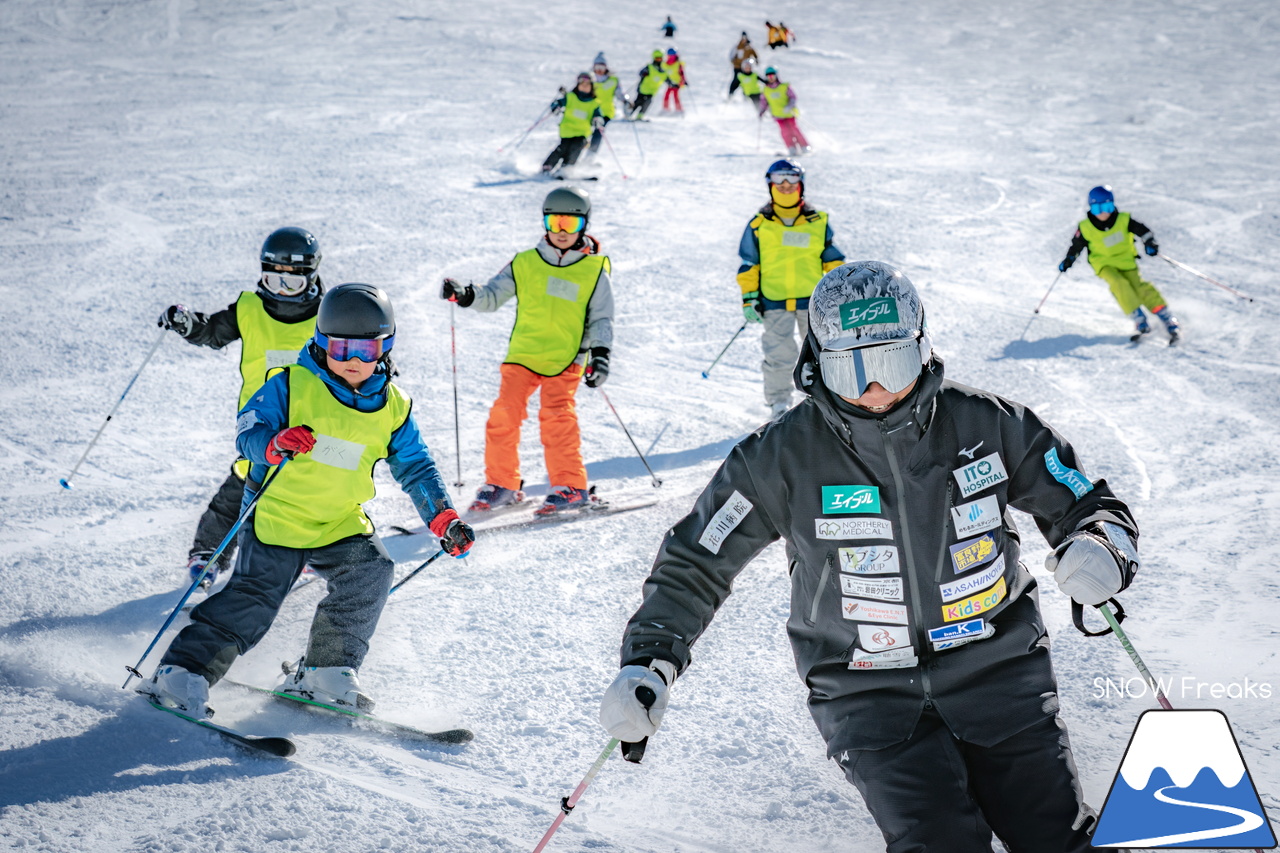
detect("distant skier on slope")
[1058,185,1181,344]
[156,227,324,600]
[759,65,810,155]
[728,32,759,98]
[662,47,687,115]
[543,73,604,175]
[736,57,763,111]
[440,187,614,516]
[144,284,474,718]
[660,15,676,38]
[765,20,792,49]
[737,159,845,419]
[629,50,666,120]
[588,53,625,158]
[601,261,1142,853]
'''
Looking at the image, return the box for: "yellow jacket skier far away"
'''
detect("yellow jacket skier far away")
[738,159,845,419]
[1059,185,1181,344]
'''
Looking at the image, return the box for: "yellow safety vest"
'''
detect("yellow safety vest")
[559,90,597,139]
[665,59,684,86]
[234,291,317,409]
[756,211,828,302]
[1078,212,1138,274]
[639,62,665,96]
[737,71,762,96]
[253,366,411,549]
[763,83,796,118]
[505,249,608,376]
[594,76,620,119]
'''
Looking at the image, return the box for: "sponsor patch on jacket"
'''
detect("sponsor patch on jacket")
[950,495,1001,538]
[949,533,998,574]
[848,652,919,670]
[952,452,1009,498]
[235,410,258,436]
[816,518,894,541]
[839,545,900,575]
[841,597,909,625]
[927,618,995,651]
[698,490,754,555]
[941,577,1007,622]
[312,434,366,471]
[821,485,881,514]
[265,349,301,370]
[546,276,581,302]
[858,624,911,653]
[781,231,811,248]
[840,297,900,330]
[939,554,1005,603]
[1044,447,1093,498]
[841,574,904,602]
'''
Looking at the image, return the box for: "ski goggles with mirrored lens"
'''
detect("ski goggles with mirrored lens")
[768,170,802,185]
[315,331,393,363]
[261,270,314,297]
[1089,200,1116,216]
[544,213,586,234]
[818,339,921,399]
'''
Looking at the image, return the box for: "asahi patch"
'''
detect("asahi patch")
[816,518,894,541]
[841,574,904,601]
[950,495,1001,538]
[952,452,1008,498]
[838,545,900,575]
[939,554,1005,603]
[697,490,754,555]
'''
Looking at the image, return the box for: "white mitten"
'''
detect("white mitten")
[599,660,677,742]
[1045,523,1137,606]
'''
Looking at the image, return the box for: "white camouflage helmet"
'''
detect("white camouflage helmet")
[808,261,932,399]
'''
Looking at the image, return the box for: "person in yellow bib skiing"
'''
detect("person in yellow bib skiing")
[156,227,325,595]
[759,66,810,155]
[1058,185,1181,344]
[543,73,604,175]
[738,160,845,419]
[441,187,615,516]
[145,284,473,718]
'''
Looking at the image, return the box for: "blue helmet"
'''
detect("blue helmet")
[1088,185,1115,215]
[766,158,804,184]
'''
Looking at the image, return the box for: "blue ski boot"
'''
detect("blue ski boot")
[1129,308,1151,341]
[1154,305,1180,345]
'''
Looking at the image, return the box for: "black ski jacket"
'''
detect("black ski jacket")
[620,347,1137,756]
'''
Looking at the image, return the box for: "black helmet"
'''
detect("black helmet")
[316,283,395,356]
[260,227,321,271]
[543,186,591,219]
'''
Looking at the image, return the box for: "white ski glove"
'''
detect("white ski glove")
[1045,523,1138,606]
[599,660,677,742]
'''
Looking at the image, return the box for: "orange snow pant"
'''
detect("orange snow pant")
[484,362,588,491]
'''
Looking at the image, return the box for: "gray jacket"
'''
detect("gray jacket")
[472,235,615,363]
[620,347,1137,756]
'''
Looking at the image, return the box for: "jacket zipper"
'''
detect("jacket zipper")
[808,552,834,626]
[934,480,954,583]
[878,419,934,705]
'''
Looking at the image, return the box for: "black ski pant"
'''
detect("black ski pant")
[542,136,587,172]
[728,73,741,97]
[630,93,653,119]
[161,523,394,684]
[189,462,246,572]
[836,709,1094,853]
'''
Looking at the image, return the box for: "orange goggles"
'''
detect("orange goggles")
[544,213,586,234]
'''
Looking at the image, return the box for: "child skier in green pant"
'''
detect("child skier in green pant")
[1058,185,1181,344]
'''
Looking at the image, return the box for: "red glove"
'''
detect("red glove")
[429,509,475,557]
[266,425,316,464]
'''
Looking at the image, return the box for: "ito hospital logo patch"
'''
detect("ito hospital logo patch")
[1092,710,1276,848]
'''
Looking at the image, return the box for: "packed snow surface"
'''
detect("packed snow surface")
[2,1,1277,851]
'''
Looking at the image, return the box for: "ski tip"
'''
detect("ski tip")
[700,371,709,379]
[59,478,72,490]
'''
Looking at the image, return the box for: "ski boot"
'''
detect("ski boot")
[1154,305,1181,346]
[470,483,525,512]
[280,660,374,711]
[1128,309,1151,342]
[535,486,592,515]
[144,664,211,717]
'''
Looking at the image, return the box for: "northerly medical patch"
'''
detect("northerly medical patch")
[698,490,754,554]
[816,518,893,541]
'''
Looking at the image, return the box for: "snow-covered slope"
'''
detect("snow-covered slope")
[1,1,1276,850]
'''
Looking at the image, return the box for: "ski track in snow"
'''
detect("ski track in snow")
[2,1,1279,851]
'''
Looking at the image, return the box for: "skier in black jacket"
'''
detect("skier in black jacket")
[600,261,1141,852]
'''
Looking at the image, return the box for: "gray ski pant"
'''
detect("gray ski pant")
[836,709,1094,853]
[161,522,395,685]
[761,308,808,407]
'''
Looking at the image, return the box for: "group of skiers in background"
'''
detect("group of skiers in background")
[132,16,1186,853]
